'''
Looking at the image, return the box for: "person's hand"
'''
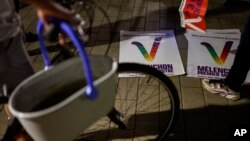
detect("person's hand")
[27,0,78,28]
[36,5,73,28]
[30,0,84,44]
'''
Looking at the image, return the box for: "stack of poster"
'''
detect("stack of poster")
[185,29,250,82]
[119,30,185,77]
[179,0,208,33]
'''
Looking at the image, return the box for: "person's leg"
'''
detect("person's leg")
[0,31,34,112]
[4,32,35,94]
[202,16,250,100]
[224,16,250,92]
[0,31,34,140]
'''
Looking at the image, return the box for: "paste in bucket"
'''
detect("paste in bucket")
[31,79,86,112]
[8,56,118,141]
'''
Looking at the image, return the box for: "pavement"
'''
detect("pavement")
[1,0,250,141]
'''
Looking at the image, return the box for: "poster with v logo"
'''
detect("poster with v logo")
[186,30,250,81]
[119,30,185,77]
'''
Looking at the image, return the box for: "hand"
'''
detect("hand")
[29,0,84,44]
[27,0,76,28]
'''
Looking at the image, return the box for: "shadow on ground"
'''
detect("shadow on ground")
[74,99,250,141]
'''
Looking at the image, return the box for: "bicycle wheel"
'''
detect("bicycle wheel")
[77,63,180,141]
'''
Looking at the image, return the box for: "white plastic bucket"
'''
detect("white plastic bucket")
[9,56,118,141]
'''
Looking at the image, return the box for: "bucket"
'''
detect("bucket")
[8,19,118,141]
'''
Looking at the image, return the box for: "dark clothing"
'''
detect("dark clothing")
[224,16,250,92]
[0,31,34,95]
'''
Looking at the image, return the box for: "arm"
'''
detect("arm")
[26,0,74,23]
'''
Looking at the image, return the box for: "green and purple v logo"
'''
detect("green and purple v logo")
[201,41,233,65]
[131,37,162,61]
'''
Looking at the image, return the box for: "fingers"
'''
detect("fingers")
[37,9,50,29]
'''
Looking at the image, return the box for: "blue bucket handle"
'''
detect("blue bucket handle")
[36,19,98,100]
